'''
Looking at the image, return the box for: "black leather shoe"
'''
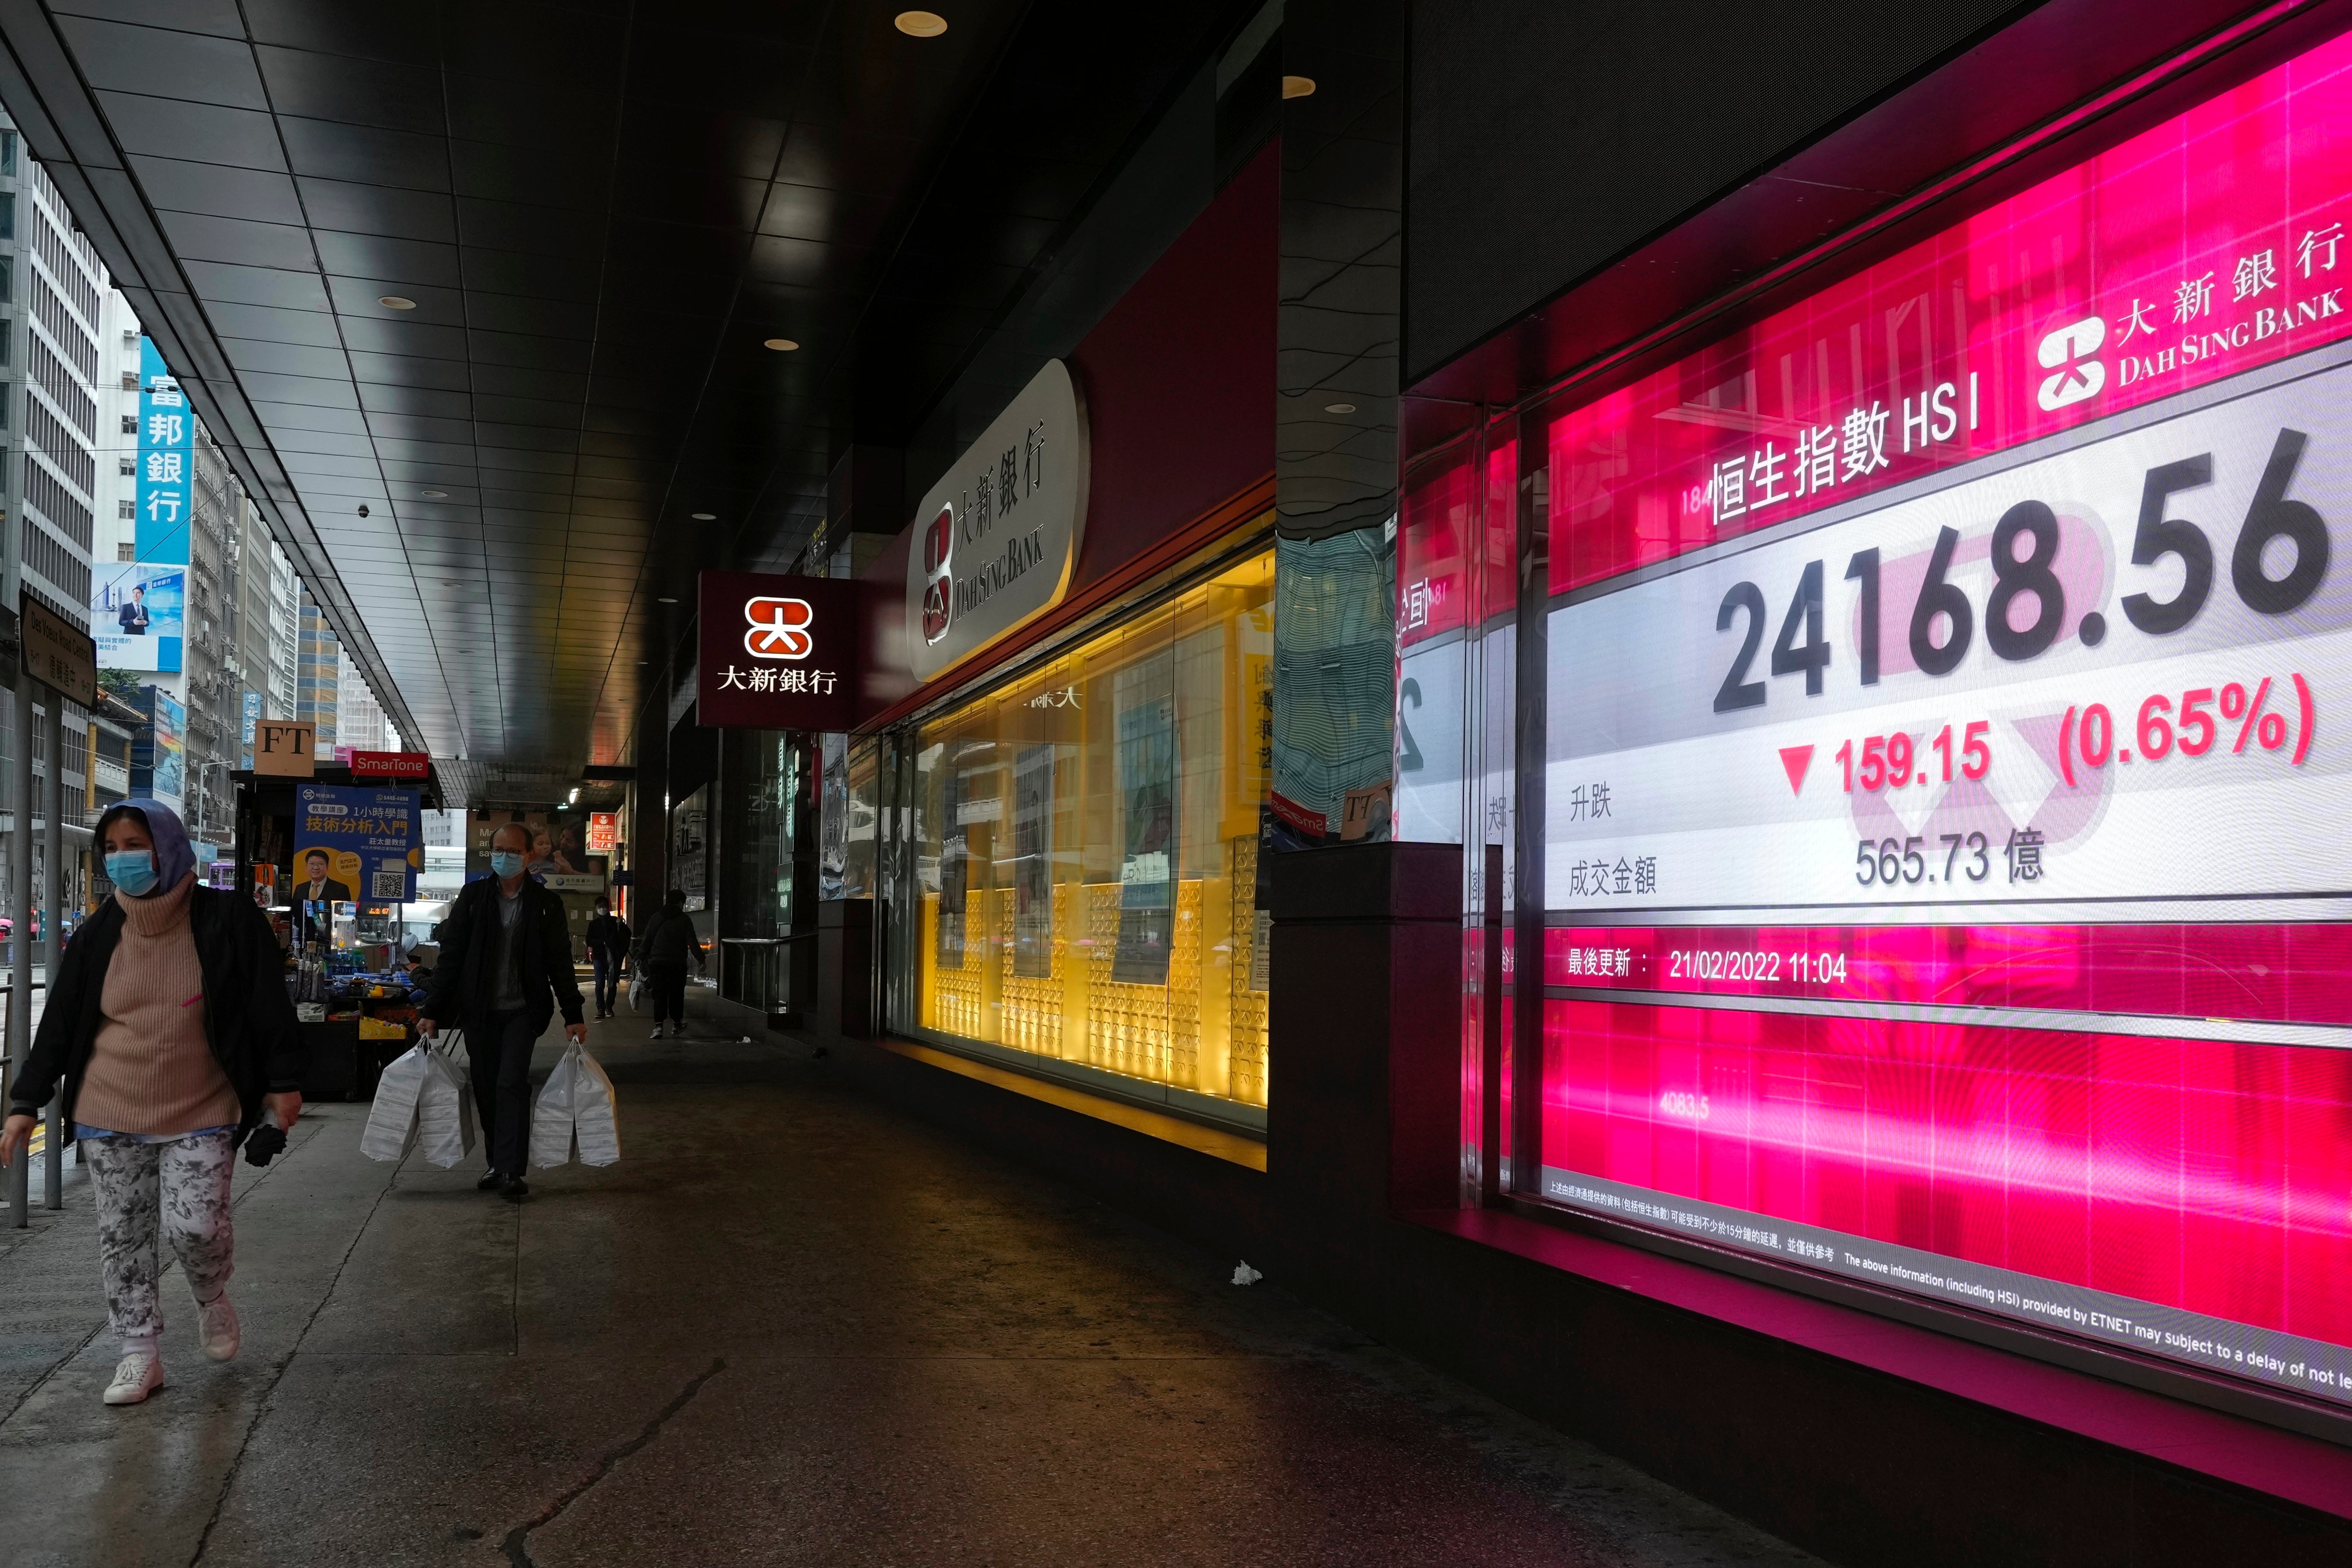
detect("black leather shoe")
[500,1177,530,1202]
[477,1171,504,1191]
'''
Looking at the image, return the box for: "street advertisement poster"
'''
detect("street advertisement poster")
[672,787,709,912]
[293,785,419,908]
[933,759,968,970]
[462,811,609,959]
[110,336,195,682]
[136,338,192,564]
[1394,26,2352,1412]
[1010,743,1055,978]
[465,811,601,885]
[820,731,848,901]
[92,563,186,674]
[587,811,618,852]
[1111,653,1176,986]
[132,685,184,809]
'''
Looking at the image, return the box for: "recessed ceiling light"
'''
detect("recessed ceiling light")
[657,596,678,603]
[895,10,947,36]
[378,295,417,310]
[420,489,448,498]
[1324,402,1357,414]
[763,337,800,352]
[1282,76,1317,99]
[690,512,716,521]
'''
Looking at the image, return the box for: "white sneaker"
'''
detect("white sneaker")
[103,1352,165,1406]
[198,1295,240,1362]
[650,1025,664,1039]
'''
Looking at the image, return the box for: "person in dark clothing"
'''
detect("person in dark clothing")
[632,888,703,1040]
[583,895,629,1020]
[419,822,586,1200]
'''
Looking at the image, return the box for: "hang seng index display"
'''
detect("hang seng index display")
[1548,354,2352,919]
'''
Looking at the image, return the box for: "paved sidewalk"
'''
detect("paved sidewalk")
[0,1000,1825,1567]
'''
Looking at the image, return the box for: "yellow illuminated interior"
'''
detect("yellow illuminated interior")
[917,544,1274,1107]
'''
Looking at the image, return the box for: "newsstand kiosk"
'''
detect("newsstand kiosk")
[233,758,444,1101]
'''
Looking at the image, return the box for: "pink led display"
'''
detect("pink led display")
[1396,22,2352,1406]
[1543,1000,2352,1394]
[1546,922,2352,1027]
[1547,28,2352,594]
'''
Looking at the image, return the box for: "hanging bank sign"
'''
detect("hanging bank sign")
[905,358,1088,684]
[697,571,863,730]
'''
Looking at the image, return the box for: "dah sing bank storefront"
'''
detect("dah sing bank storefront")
[1400,11,2352,1451]
[736,150,1278,1138]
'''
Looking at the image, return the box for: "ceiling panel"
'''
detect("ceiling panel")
[2,0,1254,792]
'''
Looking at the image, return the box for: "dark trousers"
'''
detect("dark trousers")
[467,1009,537,1177]
[591,950,621,1013]
[647,965,689,1026]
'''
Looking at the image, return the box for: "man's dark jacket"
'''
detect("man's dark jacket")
[584,912,630,962]
[8,888,302,1147]
[423,874,586,1034]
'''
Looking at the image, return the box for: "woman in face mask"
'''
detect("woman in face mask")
[0,800,303,1407]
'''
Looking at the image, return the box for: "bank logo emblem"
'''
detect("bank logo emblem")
[921,503,955,644]
[743,595,815,660]
[2036,316,2107,411]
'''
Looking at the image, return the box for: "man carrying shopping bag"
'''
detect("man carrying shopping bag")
[420,823,586,1201]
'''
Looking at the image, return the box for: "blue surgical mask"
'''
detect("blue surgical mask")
[490,851,525,879]
[106,851,158,897]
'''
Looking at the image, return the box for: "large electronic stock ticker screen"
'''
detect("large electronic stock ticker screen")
[1516,34,2352,1409]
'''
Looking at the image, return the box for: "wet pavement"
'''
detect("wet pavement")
[0,997,1828,1567]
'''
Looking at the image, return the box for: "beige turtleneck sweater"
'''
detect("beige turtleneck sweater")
[71,873,238,1135]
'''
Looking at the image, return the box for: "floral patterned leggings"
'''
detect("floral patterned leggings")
[83,1130,235,1352]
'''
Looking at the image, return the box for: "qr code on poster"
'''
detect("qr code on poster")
[371,870,406,899]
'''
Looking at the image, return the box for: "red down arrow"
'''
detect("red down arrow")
[1778,745,1814,796]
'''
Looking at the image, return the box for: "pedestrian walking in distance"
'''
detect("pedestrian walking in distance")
[584,893,630,1020]
[0,799,302,1406]
[634,888,704,1040]
[419,822,587,1200]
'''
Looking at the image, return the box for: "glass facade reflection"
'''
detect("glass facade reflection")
[893,544,1275,1112]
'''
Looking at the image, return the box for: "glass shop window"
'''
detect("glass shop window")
[910,546,1274,1109]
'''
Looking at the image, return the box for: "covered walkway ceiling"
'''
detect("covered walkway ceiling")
[0,0,1248,798]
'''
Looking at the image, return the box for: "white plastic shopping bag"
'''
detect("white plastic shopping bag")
[414,1038,478,1168]
[359,1042,432,1162]
[627,971,646,1013]
[571,1047,620,1166]
[530,1042,621,1168]
[529,1044,581,1169]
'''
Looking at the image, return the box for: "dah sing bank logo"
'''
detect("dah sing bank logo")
[2035,316,2107,413]
[921,503,955,644]
[743,595,814,660]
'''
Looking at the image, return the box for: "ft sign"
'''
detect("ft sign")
[254,720,316,777]
[696,572,863,730]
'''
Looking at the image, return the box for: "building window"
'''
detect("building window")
[117,501,133,521]
[120,414,135,435]
[117,542,132,561]
[903,544,1275,1111]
